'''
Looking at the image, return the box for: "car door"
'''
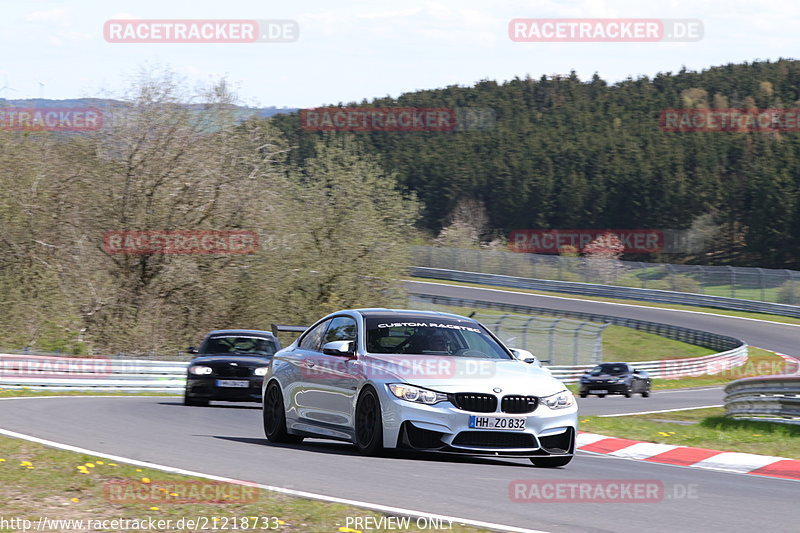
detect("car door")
[295,316,361,438]
[283,318,331,429]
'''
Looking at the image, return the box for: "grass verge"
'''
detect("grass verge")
[578,407,800,459]
[0,434,493,533]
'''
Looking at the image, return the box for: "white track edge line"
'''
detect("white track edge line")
[0,426,549,533]
[597,405,724,417]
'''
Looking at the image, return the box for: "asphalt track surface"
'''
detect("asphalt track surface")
[1,394,796,533]
[405,280,800,357]
[1,284,797,533]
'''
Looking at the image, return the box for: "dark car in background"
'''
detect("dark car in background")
[184,329,280,406]
[578,362,651,398]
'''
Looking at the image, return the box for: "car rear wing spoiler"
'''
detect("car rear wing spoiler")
[270,324,308,338]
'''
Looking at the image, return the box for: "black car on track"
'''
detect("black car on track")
[184,329,281,406]
[578,362,651,398]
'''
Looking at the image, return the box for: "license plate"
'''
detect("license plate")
[590,389,608,394]
[469,415,526,430]
[215,379,250,388]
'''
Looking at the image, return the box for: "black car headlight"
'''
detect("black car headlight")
[188,365,212,376]
[388,384,448,405]
[541,390,575,409]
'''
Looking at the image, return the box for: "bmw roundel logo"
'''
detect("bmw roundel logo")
[493,387,502,393]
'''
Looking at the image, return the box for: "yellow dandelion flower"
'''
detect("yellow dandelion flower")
[169,492,178,497]
[135,469,142,472]
[19,461,32,466]
[70,498,79,503]
[338,528,361,533]
[96,461,104,465]
[658,431,671,437]
[108,463,117,467]
[85,463,95,468]
[0,458,6,462]
[141,477,151,484]
[752,434,762,437]
[149,507,159,511]
[277,520,285,525]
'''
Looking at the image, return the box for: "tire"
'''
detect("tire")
[354,387,384,456]
[624,388,632,398]
[642,390,650,398]
[597,394,606,398]
[183,393,208,407]
[579,393,587,398]
[530,455,573,468]
[263,382,303,444]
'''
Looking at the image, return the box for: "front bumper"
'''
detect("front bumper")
[380,390,577,457]
[185,376,264,402]
[579,381,630,394]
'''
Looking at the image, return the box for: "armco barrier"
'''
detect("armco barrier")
[408,293,748,383]
[410,267,800,318]
[724,375,800,423]
[0,354,188,392]
[408,292,743,352]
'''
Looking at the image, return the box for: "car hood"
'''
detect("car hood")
[360,355,567,396]
[190,355,271,367]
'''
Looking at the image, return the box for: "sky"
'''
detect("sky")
[0,0,798,108]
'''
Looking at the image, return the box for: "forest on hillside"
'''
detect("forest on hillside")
[271,59,800,268]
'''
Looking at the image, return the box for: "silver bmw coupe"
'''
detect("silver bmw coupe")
[262,309,577,467]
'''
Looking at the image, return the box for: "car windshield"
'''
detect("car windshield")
[590,364,628,376]
[365,317,511,359]
[201,335,277,356]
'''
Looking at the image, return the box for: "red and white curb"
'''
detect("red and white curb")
[577,432,800,481]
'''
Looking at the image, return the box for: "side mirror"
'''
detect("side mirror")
[187,346,198,355]
[633,369,640,375]
[511,348,541,367]
[322,340,355,357]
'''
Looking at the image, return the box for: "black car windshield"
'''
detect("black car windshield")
[201,335,277,356]
[365,317,511,359]
[590,364,628,376]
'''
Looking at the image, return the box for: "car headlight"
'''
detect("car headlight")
[188,365,212,376]
[541,390,575,409]
[254,367,268,376]
[388,384,448,405]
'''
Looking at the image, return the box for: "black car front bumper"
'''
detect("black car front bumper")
[579,381,631,395]
[185,376,264,402]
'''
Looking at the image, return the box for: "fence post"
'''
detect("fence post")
[522,316,536,351]
[573,323,587,365]
[756,267,765,302]
[729,266,736,298]
[548,319,560,365]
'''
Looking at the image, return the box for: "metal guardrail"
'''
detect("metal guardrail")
[411,266,800,318]
[724,375,800,423]
[408,292,744,352]
[549,347,748,383]
[0,354,188,392]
